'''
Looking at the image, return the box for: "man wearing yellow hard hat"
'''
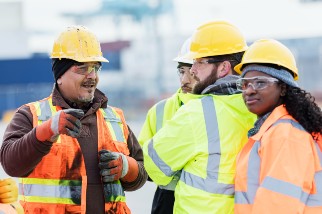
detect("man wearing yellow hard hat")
[0,26,147,213]
[142,20,256,213]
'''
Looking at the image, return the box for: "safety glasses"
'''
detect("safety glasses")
[177,67,192,79]
[236,76,279,92]
[73,63,102,75]
[192,58,223,67]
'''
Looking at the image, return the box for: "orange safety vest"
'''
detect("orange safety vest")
[235,105,322,214]
[19,95,131,214]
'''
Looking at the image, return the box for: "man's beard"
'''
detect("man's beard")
[192,69,218,94]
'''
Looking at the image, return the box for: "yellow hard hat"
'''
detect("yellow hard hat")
[186,20,248,60]
[50,25,108,63]
[234,39,298,80]
[173,37,193,64]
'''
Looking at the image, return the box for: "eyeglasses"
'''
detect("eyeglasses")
[236,76,279,92]
[192,58,223,67]
[177,67,192,79]
[73,63,102,75]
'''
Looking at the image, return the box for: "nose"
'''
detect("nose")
[244,83,256,95]
[85,70,97,79]
[190,65,197,76]
[181,71,192,84]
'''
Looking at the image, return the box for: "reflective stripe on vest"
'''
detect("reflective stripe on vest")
[103,181,126,202]
[235,119,322,206]
[18,178,81,205]
[148,96,234,195]
[37,97,56,123]
[155,100,166,132]
[100,107,126,142]
[20,98,126,205]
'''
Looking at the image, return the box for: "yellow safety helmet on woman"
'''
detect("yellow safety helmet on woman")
[50,25,108,63]
[186,20,248,60]
[234,39,298,80]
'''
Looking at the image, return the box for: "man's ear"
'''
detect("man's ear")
[217,61,231,78]
[57,77,62,85]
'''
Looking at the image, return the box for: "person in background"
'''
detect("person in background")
[0,25,147,214]
[142,20,256,214]
[234,38,322,213]
[139,37,200,214]
[0,178,24,214]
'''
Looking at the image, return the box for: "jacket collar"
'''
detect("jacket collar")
[252,105,290,141]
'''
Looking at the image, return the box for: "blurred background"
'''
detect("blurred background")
[1,0,322,213]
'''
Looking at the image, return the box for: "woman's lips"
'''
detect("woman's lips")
[245,97,259,105]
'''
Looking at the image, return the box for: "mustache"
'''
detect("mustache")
[83,80,96,85]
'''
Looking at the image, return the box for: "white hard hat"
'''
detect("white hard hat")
[173,37,193,64]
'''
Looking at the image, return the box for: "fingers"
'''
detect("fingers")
[102,175,118,183]
[100,167,120,176]
[98,158,120,169]
[99,152,119,163]
[98,151,124,182]
[0,179,15,188]
[0,193,16,203]
[100,168,122,182]
[98,149,109,155]
[57,110,82,137]
[64,109,84,119]
[0,179,17,204]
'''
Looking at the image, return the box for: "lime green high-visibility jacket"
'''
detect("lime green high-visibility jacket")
[143,94,256,214]
[138,88,203,147]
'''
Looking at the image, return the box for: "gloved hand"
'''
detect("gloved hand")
[0,178,18,204]
[36,108,84,142]
[98,150,139,183]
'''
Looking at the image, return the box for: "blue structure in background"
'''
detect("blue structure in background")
[0,50,121,117]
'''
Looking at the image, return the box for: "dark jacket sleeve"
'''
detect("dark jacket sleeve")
[0,105,53,177]
[121,125,148,191]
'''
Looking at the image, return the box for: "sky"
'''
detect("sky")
[2,0,322,54]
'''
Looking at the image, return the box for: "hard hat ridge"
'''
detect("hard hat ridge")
[185,20,248,60]
[50,25,108,63]
[234,39,299,80]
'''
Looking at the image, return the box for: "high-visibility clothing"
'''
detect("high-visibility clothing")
[139,89,202,147]
[139,89,203,213]
[235,105,322,214]
[19,95,130,214]
[143,94,256,214]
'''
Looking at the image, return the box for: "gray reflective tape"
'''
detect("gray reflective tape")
[103,107,125,142]
[235,141,261,204]
[262,176,303,199]
[38,100,52,121]
[306,171,322,206]
[181,170,234,194]
[236,118,322,207]
[148,139,176,177]
[19,183,81,201]
[235,191,252,204]
[103,182,125,199]
[181,96,234,195]
[315,143,322,166]
[158,171,181,191]
[272,119,305,131]
[155,100,166,132]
